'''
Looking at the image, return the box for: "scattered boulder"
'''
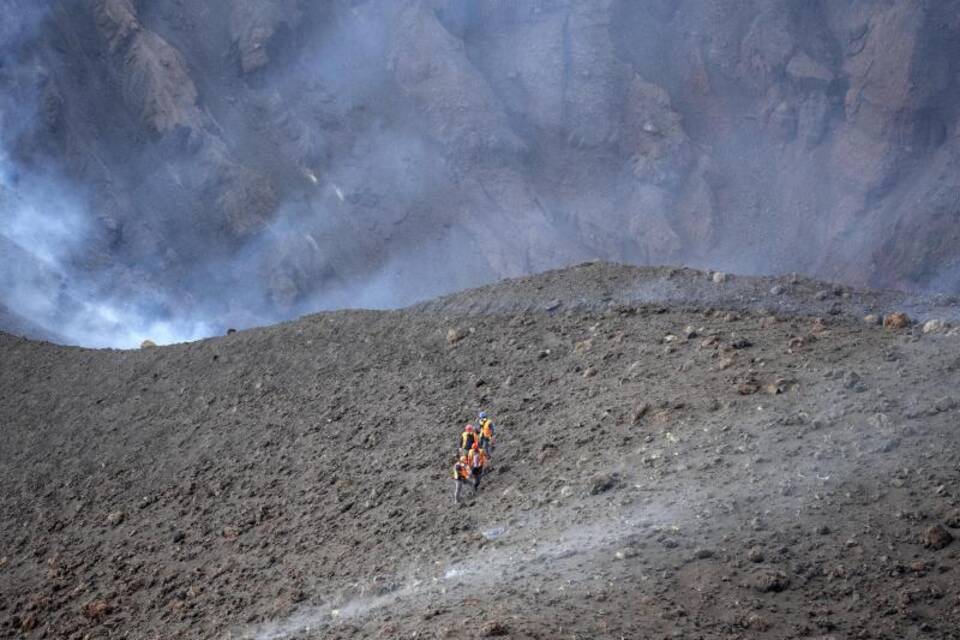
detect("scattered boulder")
[764,378,794,395]
[140,339,157,349]
[863,314,881,326]
[226,328,237,335]
[446,328,468,344]
[738,381,760,395]
[712,271,728,284]
[730,338,753,349]
[787,335,816,351]
[105,511,125,527]
[944,512,960,529]
[922,319,949,334]
[589,473,618,495]
[769,284,785,295]
[883,312,910,329]
[573,338,593,354]
[751,570,790,593]
[83,599,111,620]
[922,524,954,550]
[700,335,721,350]
[481,621,509,637]
[747,547,765,563]
[694,547,715,559]
[545,299,562,312]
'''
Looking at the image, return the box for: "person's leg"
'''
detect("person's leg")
[454,479,462,503]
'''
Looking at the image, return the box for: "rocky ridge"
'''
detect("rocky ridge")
[3,1,960,342]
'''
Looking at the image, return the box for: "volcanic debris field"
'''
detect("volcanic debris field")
[1,263,960,639]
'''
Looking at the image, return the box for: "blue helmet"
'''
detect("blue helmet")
[478,411,487,419]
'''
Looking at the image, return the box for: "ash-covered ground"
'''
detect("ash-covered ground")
[1,263,959,639]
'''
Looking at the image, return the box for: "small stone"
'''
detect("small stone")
[747,547,765,563]
[573,338,593,354]
[481,621,509,637]
[545,299,562,312]
[922,319,949,334]
[883,312,910,329]
[770,285,785,295]
[589,473,617,495]
[922,524,954,550]
[172,531,185,544]
[140,339,157,349]
[712,271,728,284]
[615,548,639,560]
[694,547,715,559]
[751,570,790,593]
[106,511,125,527]
[582,367,598,378]
[863,314,880,326]
[446,328,468,344]
[738,382,760,395]
[83,600,111,620]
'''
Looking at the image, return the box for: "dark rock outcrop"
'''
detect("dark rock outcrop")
[3,0,960,343]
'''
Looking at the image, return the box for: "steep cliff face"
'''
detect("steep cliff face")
[2,0,960,344]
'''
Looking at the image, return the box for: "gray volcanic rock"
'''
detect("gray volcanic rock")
[2,265,960,638]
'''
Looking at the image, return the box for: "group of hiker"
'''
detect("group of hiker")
[451,411,496,504]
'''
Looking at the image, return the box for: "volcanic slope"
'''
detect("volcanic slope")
[1,263,960,639]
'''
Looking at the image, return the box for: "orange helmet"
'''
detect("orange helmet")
[472,442,479,450]
[464,424,474,432]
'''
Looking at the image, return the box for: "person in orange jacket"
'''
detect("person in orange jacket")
[477,412,496,457]
[452,455,471,504]
[467,442,489,492]
[459,424,477,456]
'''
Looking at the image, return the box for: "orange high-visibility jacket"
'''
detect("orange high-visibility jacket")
[468,449,488,469]
[479,419,495,440]
[453,462,470,480]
